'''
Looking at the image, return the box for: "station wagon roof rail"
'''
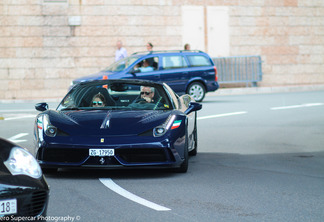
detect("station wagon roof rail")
[131,50,204,55]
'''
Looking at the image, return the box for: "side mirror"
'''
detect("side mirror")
[130,69,140,76]
[184,102,202,115]
[35,103,48,112]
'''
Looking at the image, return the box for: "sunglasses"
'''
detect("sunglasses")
[92,101,103,105]
[140,91,152,95]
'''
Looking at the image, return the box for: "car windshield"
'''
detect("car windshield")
[57,81,173,111]
[103,56,139,72]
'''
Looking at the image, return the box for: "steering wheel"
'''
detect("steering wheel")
[135,98,147,104]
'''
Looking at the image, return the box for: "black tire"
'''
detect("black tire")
[187,82,206,102]
[189,114,198,156]
[175,129,189,173]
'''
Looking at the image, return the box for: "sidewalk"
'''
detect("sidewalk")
[1,84,324,103]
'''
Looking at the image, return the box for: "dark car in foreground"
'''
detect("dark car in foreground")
[34,79,202,173]
[72,50,219,102]
[0,138,49,220]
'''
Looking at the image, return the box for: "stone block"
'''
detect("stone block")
[42,26,71,36]
[43,79,70,92]
[7,5,41,15]
[0,80,9,91]
[266,55,297,65]
[41,4,68,16]
[43,15,67,26]
[298,0,324,7]
[299,45,324,54]
[261,46,299,55]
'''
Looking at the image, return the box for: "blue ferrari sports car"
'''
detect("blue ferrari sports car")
[34,79,202,173]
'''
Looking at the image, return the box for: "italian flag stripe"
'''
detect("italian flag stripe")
[171,120,182,129]
[37,119,43,129]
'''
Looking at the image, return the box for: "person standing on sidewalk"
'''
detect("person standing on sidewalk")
[146,42,153,52]
[115,40,127,61]
[146,42,154,66]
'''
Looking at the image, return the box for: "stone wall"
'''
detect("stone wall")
[1,0,324,100]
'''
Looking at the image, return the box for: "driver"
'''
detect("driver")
[139,86,155,103]
[128,86,159,110]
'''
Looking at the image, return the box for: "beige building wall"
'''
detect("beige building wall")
[1,0,324,100]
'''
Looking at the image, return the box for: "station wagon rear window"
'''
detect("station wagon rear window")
[162,56,188,70]
[187,55,211,67]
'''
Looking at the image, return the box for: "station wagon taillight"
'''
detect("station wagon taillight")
[102,75,108,88]
[214,66,218,81]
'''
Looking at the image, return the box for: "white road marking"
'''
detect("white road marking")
[271,103,324,110]
[0,109,35,113]
[8,133,29,143]
[99,178,171,211]
[198,111,247,120]
[4,115,36,121]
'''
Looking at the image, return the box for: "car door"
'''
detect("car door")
[128,56,161,82]
[186,54,216,84]
[159,55,189,93]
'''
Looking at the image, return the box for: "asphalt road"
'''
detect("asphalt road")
[1,90,324,222]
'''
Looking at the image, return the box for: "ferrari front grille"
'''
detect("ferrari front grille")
[116,148,168,163]
[42,148,88,163]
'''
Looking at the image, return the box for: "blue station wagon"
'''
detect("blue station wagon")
[72,50,219,102]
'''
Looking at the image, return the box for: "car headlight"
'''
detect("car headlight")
[4,147,42,179]
[153,115,176,137]
[38,114,57,137]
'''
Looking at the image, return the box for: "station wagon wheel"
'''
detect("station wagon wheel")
[187,82,205,102]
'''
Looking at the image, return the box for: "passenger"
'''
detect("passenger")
[139,60,154,72]
[91,93,106,107]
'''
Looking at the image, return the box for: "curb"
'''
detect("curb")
[208,84,324,96]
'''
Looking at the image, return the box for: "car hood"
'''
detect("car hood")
[49,109,174,136]
[72,70,114,83]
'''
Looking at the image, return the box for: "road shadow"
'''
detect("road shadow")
[43,150,324,180]
[43,167,179,180]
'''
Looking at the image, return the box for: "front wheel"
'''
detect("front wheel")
[189,114,198,156]
[187,82,206,102]
[175,130,189,173]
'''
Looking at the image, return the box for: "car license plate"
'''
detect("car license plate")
[0,199,17,215]
[89,149,114,157]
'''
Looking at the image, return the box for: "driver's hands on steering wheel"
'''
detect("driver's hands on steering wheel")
[143,96,153,103]
[136,97,152,103]
[135,98,147,104]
